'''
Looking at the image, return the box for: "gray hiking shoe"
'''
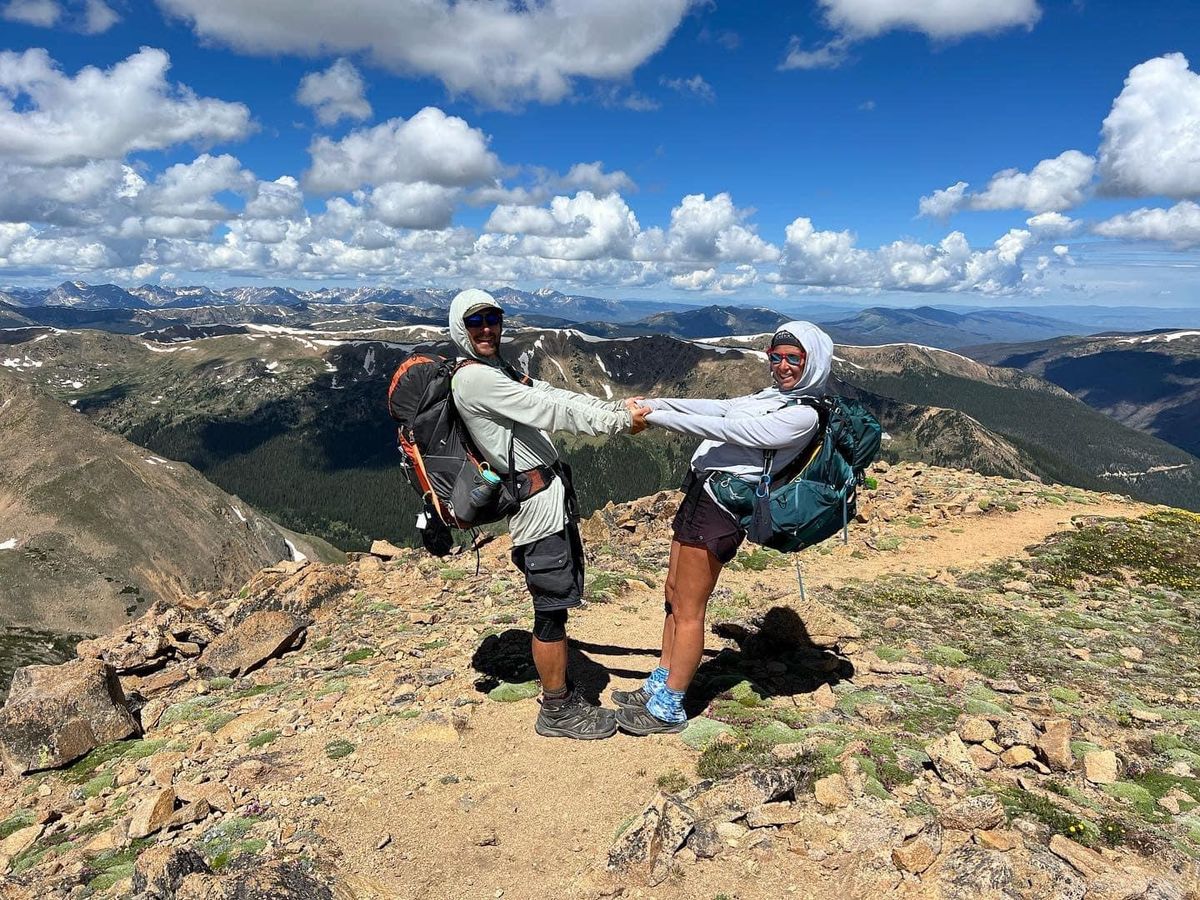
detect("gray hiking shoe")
[535,692,617,740]
[610,685,653,710]
[615,704,688,736]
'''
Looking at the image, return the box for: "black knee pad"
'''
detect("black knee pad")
[533,608,568,642]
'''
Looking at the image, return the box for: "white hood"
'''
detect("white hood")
[764,319,834,399]
[448,288,504,365]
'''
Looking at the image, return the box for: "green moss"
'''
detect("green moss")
[655,770,689,793]
[1000,788,1098,846]
[207,676,235,690]
[87,862,135,891]
[1153,734,1186,753]
[342,648,376,664]
[728,680,767,708]
[586,570,626,600]
[325,738,355,759]
[158,697,218,727]
[696,735,777,779]
[196,816,261,866]
[204,711,238,733]
[82,772,116,798]
[310,636,333,651]
[874,646,907,662]
[964,698,1009,717]
[440,567,467,581]
[487,681,540,702]
[1049,686,1082,704]
[60,738,167,783]
[246,730,279,749]
[836,690,890,716]
[925,645,969,666]
[0,809,35,840]
[1102,782,1163,821]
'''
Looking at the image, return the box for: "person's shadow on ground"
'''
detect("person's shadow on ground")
[470,628,611,704]
[469,608,852,716]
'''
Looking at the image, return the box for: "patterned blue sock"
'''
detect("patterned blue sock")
[646,686,687,724]
[642,666,669,694]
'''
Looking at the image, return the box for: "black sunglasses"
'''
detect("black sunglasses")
[768,351,805,366]
[464,310,503,328]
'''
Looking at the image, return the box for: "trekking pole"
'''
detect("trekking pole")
[795,558,806,602]
[842,492,849,545]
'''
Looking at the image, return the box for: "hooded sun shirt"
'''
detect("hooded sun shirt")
[447,289,633,547]
[644,320,835,485]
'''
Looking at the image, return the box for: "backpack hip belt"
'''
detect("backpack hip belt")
[514,463,558,501]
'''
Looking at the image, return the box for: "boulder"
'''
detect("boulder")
[129,787,177,839]
[132,846,210,897]
[1083,750,1119,785]
[814,774,852,808]
[682,768,797,822]
[1036,718,1073,772]
[926,732,980,787]
[607,793,695,886]
[368,539,405,559]
[0,659,138,774]
[199,610,307,677]
[939,794,1006,831]
[892,824,942,874]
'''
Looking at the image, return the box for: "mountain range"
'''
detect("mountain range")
[0,367,341,633]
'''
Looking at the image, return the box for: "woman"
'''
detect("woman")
[612,320,834,735]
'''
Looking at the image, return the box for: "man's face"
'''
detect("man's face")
[464,307,503,357]
[768,343,807,390]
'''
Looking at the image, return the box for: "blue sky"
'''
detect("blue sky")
[2,0,1200,309]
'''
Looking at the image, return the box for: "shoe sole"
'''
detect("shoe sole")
[535,720,618,739]
[615,716,688,737]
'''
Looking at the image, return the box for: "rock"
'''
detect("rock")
[683,768,797,822]
[416,668,453,687]
[1118,646,1144,662]
[1130,707,1162,724]
[149,750,184,787]
[967,744,998,771]
[995,716,1038,749]
[175,782,234,812]
[892,824,942,874]
[715,821,748,844]
[936,847,1014,896]
[745,801,803,828]
[129,787,177,839]
[1088,869,1151,900]
[369,539,404,559]
[132,846,209,896]
[166,798,211,829]
[0,659,138,774]
[215,709,274,745]
[1048,834,1110,878]
[975,829,1020,852]
[200,610,307,677]
[0,824,42,858]
[177,859,333,900]
[1021,844,1087,900]
[956,716,996,744]
[1000,745,1037,768]
[939,795,1005,831]
[813,774,852,808]
[925,733,980,787]
[811,683,837,710]
[686,821,723,860]
[607,793,695,886]
[1036,718,1073,772]
[1084,750,1119,785]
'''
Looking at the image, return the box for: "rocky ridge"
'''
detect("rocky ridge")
[0,464,1198,899]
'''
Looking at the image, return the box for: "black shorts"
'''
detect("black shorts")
[671,471,745,565]
[512,521,585,612]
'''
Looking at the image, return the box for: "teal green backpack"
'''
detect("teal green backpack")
[708,396,881,553]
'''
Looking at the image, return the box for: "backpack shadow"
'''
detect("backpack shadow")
[685,605,854,716]
[470,628,611,705]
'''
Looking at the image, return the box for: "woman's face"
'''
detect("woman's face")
[768,343,807,391]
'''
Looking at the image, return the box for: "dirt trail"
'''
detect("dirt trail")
[295,496,1149,900]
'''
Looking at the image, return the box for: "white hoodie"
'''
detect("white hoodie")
[644,320,833,482]
[447,289,632,546]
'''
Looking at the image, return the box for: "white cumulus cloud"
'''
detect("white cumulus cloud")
[1099,53,1200,198]
[305,107,499,193]
[1093,201,1200,248]
[918,181,969,218]
[819,0,1041,39]
[1025,211,1080,238]
[972,150,1095,213]
[0,48,252,166]
[297,58,372,126]
[155,0,691,107]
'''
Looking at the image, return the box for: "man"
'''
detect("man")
[448,288,650,739]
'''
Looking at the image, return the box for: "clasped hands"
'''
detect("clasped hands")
[625,396,652,434]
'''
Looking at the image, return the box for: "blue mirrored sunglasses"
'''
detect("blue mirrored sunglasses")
[464,310,503,328]
[768,351,805,366]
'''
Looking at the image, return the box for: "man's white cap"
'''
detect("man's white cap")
[455,288,504,318]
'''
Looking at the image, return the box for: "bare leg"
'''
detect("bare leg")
[531,636,568,694]
[664,542,724,693]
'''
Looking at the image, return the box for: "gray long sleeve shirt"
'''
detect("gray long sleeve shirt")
[446,290,631,546]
